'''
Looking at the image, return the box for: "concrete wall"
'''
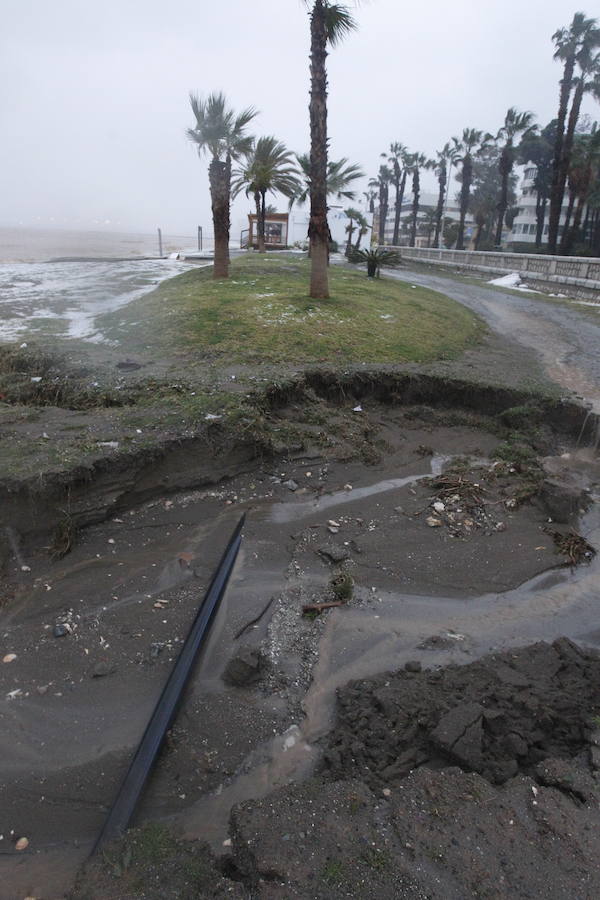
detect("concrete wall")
[386,246,600,302]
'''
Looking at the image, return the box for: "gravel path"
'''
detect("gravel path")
[385,267,600,410]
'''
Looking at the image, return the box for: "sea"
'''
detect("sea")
[0,226,210,343]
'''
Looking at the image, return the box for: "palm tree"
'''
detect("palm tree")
[452,129,491,250]
[548,13,600,253]
[232,137,301,252]
[188,92,257,278]
[304,0,357,299]
[407,153,433,247]
[562,128,600,252]
[494,108,537,246]
[381,143,409,245]
[433,142,456,248]
[292,154,364,205]
[353,210,370,250]
[363,186,377,212]
[558,47,600,250]
[343,206,362,256]
[374,164,392,244]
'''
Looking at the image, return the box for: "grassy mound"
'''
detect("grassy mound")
[98,256,482,365]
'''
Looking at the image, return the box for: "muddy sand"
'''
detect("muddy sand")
[1,394,599,899]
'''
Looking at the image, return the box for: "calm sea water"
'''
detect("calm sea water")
[0,226,206,264]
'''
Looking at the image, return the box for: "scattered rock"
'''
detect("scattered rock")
[92,661,117,678]
[426,516,443,527]
[222,645,265,687]
[404,660,422,673]
[317,543,351,564]
[2,653,17,664]
[53,623,74,638]
[15,837,29,851]
[283,479,298,492]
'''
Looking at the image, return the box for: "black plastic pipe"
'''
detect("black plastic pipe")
[93,513,246,852]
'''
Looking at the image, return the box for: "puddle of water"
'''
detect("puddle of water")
[270,455,452,523]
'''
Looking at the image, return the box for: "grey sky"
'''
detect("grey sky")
[1,0,598,237]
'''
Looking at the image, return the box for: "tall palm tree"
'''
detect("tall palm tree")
[232,137,301,252]
[558,48,600,250]
[433,142,456,248]
[548,12,600,253]
[304,0,357,299]
[187,92,257,278]
[382,142,409,245]
[494,108,537,247]
[407,153,433,247]
[452,129,491,250]
[374,164,392,244]
[562,128,600,252]
[292,154,364,205]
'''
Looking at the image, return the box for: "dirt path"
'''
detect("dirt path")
[385,267,600,410]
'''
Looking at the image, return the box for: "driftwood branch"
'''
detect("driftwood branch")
[302,601,345,614]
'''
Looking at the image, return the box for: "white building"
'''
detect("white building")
[509,166,571,248]
[378,191,473,247]
[288,208,374,249]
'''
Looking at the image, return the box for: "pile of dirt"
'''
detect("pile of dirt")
[323,638,600,786]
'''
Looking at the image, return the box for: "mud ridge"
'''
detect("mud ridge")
[1,369,597,557]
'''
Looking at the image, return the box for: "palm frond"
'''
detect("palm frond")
[323,3,357,46]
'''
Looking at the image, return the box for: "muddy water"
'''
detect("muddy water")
[1,420,599,898]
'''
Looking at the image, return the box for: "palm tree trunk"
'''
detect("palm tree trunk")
[557,79,586,252]
[209,156,230,278]
[535,194,547,249]
[456,158,472,251]
[259,190,267,252]
[560,189,577,251]
[308,0,330,299]
[378,181,388,244]
[548,55,576,254]
[433,163,447,247]
[563,193,586,253]
[410,168,420,247]
[345,219,355,257]
[474,217,485,250]
[494,147,511,247]
[253,191,264,253]
[592,211,600,255]
[392,161,402,245]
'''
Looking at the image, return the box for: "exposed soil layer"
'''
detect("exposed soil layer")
[1,365,596,547]
[324,638,600,787]
[74,641,600,900]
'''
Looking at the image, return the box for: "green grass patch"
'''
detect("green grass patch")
[98,256,482,366]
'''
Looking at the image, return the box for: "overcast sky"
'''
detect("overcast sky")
[1,0,598,238]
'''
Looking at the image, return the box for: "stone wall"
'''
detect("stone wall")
[386,246,600,302]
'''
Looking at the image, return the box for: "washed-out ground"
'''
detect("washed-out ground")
[1,256,600,898]
[1,392,600,899]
